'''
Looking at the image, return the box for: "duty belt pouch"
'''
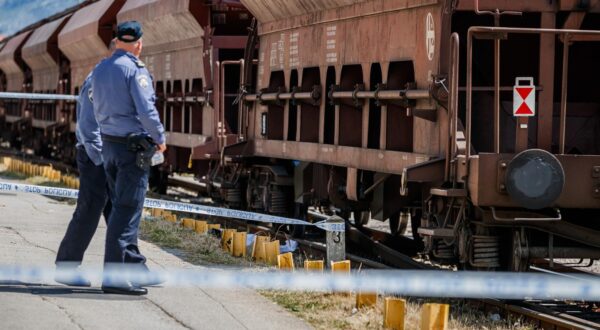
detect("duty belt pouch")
[127,133,155,171]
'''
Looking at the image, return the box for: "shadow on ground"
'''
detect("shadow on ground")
[0,282,145,301]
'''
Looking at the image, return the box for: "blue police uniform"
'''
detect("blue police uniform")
[92,32,165,283]
[56,73,111,272]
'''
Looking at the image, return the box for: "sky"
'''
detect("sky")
[0,0,84,37]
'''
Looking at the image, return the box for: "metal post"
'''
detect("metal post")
[493,37,501,153]
[446,33,459,181]
[559,36,570,155]
[238,59,245,141]
[325,215,346,266]
[466,29,474,160]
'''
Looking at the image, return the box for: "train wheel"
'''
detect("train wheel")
[410,209,424,247]
[389,211,409,236]
[352,211,369,228]
[511,230,529,272]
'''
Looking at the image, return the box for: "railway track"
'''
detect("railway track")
[1,153,599,329]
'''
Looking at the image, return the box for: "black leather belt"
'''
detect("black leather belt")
[101,134,128,144]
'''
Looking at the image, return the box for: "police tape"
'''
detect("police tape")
[0,181,344,232]
[0,92,78,101]
[2,264,600,300]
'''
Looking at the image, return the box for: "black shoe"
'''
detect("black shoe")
[131,267,165,287]
[131,277,164,287]
[102,285,148,295]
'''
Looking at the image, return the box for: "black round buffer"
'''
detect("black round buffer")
[505,149,565,210]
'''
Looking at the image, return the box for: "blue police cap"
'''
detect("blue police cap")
[117,21,143,42]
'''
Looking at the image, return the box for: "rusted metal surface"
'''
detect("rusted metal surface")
[559,0,600,12]
[468,153,600,209]
[246,0,442,161]
[21,16,70,92]
[117,0,207,83]
[58,0,124,92]
[456,0,556,12]
[0,31,32,91]
[240,0,371,23]
[253,140,430,174]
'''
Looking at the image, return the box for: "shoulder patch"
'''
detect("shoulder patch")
[135,59,145,68]
[137,74,150,89]
[87,87,93,103]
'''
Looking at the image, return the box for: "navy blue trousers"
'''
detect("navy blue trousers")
[56,146,111,264]
[102,140,148,266]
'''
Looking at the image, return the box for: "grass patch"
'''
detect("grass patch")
[139,218,250,266]
[260,291,534,330]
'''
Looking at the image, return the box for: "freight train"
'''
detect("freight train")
[1,0,599,270]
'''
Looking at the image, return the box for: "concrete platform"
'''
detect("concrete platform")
[0,179,311,330]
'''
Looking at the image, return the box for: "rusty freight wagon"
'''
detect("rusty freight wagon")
[199,0,600,270]
[1,0,599,270]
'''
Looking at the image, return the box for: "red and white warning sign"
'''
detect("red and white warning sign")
[513,77,536,117]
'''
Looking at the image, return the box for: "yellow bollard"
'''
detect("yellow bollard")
[277,252,295,270]
[221,229,235,252]
[182,218,195,229]
[165,214,177,223]
[356,292,377,308]
[331,260,351,295]
[194,220,208,234]
[303,260,324,272]
[232,231,247,257]
[384,297,406,330]
[151,208,161,217]
[420,303,449,330]
[264,240,280,266]
[207,223,221,231]
[331,260,351,272]
[252,236,269,262]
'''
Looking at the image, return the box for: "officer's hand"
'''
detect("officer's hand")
[157,143,167,153]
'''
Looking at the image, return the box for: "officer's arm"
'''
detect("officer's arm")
[129,68,166,145]
[77,82,103,165]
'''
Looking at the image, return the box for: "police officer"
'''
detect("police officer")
[92,21,165,295]
[55,42,115,287]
